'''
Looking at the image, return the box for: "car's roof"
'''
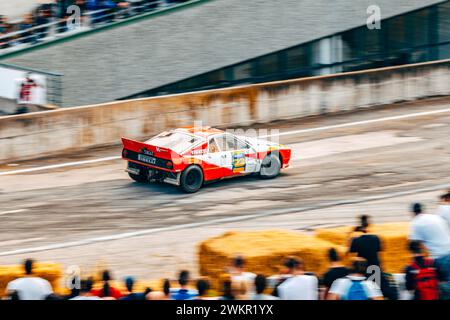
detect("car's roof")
[175,126,224,138]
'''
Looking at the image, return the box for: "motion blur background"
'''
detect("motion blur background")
[0,0,449,301]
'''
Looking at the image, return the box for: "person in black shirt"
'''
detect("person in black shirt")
[349,215,382,267]
[322,248,349,299]
[348,215,399,300]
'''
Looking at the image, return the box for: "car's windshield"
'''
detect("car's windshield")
[146,131,200,153]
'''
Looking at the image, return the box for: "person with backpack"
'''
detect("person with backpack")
[409,202,450,299]
[327,258,383,300]
[348,215,399,300]
[404,240,439,300]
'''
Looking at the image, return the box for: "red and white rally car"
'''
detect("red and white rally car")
[121,126,291,193]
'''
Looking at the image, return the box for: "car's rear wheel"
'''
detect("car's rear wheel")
[180,165,203,193]
[260,153,281,179]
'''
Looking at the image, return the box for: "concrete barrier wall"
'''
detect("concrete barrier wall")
[0,59,449,163]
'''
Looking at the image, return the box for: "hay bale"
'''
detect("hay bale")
[315,222,411,273]
[0,262,62,297]
[198,230,346,288]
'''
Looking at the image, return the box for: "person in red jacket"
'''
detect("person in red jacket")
[404,240,439,300]
[90,270,123,300]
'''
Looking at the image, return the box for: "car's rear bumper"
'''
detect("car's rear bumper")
[126,161,181,186]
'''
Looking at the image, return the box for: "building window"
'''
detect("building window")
[438,2,450,42]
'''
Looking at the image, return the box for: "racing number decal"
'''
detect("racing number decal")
[232,151,246,173]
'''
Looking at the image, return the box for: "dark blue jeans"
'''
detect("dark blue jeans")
[436,253,450,300]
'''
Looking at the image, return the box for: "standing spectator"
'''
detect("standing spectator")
[34,8,50,40]
[322,248,349,299]
[119,277,145,300]
[411,202,450,300]
[328,258,383,300]
[277,257,319,300]
[409,203,450,259]
[251,275,278,300]
[146,279,171,300]
[0,15,12,48]
[18,13,36,44]
[194,279,215,300]
[70,278,102,300]
[438,192,450,228]
[404,240,439,300]
[272,256,298,297]
[231,279,248,300]
[219,277,235,300]
[349,215,382,268]
[90,270,123,299]
[5,259,54,300]
[229,256,256,294]
[171,270,197,300]
[349,215,398,299]
[16,72,42,114]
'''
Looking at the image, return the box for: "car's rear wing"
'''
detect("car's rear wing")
[121,137,182,170]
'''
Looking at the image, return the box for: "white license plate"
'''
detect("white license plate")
[138,154,157,165]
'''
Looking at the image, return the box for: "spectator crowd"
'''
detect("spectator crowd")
[0,0,191,49]
[3,190,450,300]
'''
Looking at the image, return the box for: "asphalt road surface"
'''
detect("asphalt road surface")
[0,97,449,279]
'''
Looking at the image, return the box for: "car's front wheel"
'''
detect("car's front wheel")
[180,165,204,193]
[260,153,281,179]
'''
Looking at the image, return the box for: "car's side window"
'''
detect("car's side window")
[208,138,220,153]
[213,135,228,151]
[235,138,250,150]
[213,134,248,152]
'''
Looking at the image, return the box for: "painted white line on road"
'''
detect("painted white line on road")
[1,107,449,176]
[0,156,121,176]
[0,182,448,257]
[0,209,28,216]
[261,108,450,137]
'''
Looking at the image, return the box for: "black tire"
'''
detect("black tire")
[260,153,281,179]
[128,163,148,183]
[180,165,203,193]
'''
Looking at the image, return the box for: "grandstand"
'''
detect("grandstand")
[0,0,445,107]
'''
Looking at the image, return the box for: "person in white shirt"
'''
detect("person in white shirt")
[277,257,319,300]
[328,258,383,300]
[6,259,53,300]
[229,256,256,294]
[409,202,450,297]
[437,193,450,228]
[409,203,450,259]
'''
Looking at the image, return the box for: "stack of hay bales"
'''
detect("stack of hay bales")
[198,230,346,288]
[315,222,411,273]
[0,262,62,297]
